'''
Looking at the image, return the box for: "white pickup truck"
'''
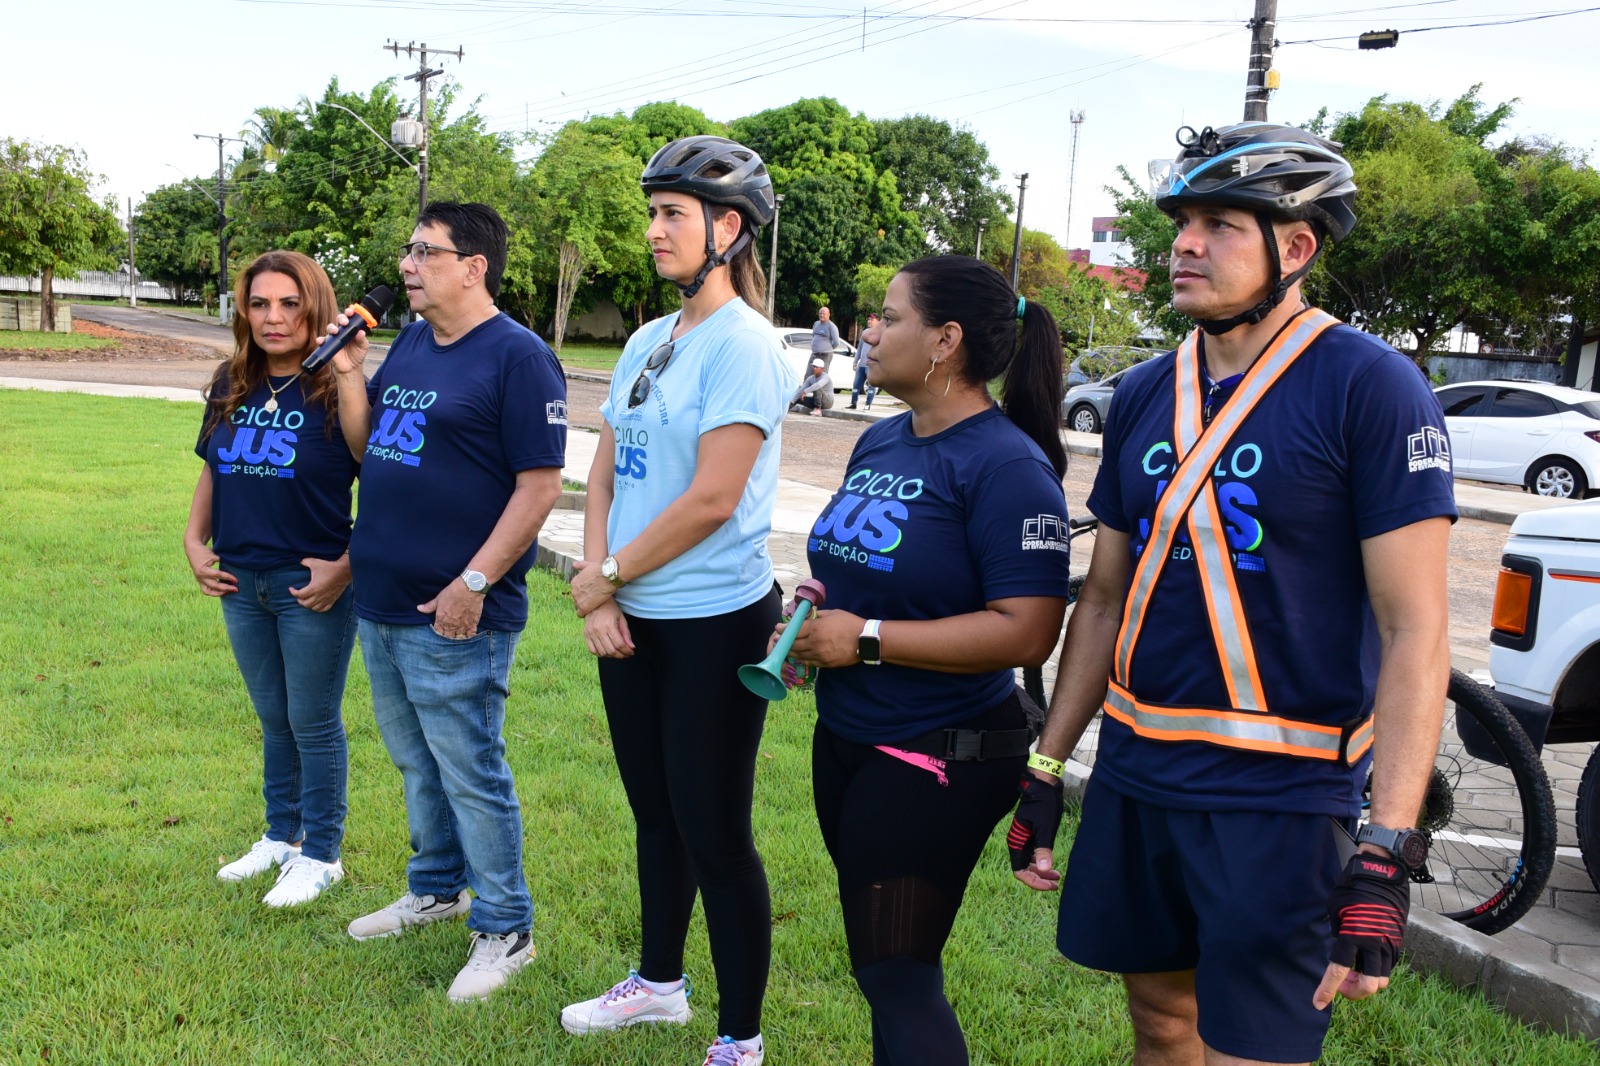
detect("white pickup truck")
[1489,499,1600,886]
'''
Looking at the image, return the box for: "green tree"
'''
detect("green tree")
[853,262,898,320]
[0,140,122,330]
[1317,88,1600,360]
[731,98,915,324]
[133,181,220,306]
[871,115,1011,254]
[525,123,649,352]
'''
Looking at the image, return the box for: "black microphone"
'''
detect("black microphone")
[303,285,395,372]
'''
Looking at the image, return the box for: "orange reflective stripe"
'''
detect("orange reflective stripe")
[1103,681,1373,764]
[1188,489,1267,710]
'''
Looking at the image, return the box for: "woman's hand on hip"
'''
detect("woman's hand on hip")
[184,541,237,597]
[779,609,864,669]
[583,600,635,659]
[290,555,351,613]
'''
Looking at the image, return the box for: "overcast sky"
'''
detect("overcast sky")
[12,0,1599,252]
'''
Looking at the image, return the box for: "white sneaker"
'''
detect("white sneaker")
[702,1035,764,1066]
[446,930,535,1002]
[347,891,471,941]
[560,970,692,1034]
[217,836,300,882]
[262,855,343,908]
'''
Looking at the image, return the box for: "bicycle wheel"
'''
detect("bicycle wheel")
[1398,669,1557,934]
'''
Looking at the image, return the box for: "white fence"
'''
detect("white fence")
[1,271,177,302]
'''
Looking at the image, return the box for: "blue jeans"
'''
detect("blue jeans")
[358,619,532,934]
[850,366,875,407]
[218,562,355,863]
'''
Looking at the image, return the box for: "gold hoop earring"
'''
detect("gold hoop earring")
[944,367,954,397]
[924,359,938,388]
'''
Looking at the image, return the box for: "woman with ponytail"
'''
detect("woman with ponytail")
[771,255,1072,1064]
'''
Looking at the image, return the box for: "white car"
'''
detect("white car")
[1433,379,1600,498]
[1488,499,1600,888]
[771,326,855,392]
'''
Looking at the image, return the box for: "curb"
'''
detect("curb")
[1404,908,1600,1042]
[1457,501,1529,526]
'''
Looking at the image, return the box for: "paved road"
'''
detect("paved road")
[74,304,236,353]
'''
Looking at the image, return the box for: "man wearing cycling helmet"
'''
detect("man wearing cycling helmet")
[563,136,791,1066]
[1009,123,1457,1064]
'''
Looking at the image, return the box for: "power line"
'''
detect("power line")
[1280,5,1600,43]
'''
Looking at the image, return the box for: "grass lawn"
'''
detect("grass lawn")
[0,388,1595,1064]
[555,342,623,374]
[0,330,118,352]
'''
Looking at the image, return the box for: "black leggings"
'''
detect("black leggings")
[813,692,1027,1066]
[596,588,780,1040]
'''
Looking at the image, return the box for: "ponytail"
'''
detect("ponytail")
[711,205,768,318]
[897,255,1068,479]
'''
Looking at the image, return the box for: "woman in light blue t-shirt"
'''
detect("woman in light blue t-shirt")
[564,136,790,1066]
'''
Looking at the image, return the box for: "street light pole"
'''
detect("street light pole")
[1009,173,1029,292]
[975,217,988,260]
[767,193,785,320]
[193,132,245,320]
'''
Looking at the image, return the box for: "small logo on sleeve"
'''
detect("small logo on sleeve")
[1022,515,1071,552]
[546,400,568,426]
[1407,426,1451,473]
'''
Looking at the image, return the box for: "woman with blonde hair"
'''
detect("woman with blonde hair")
[183,250,360,908]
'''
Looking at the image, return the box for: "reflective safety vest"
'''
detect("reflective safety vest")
[1103,307,1374,766]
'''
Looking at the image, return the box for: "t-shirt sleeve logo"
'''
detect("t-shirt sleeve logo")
[1407,425,1451,473]
[1022,515,1070,552]
[546,400,568,426]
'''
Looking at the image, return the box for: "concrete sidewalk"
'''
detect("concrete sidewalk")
[7,375,1599,1041]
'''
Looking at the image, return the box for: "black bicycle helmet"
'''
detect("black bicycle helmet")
[1153,122,1357,334]
[641,136,775,298]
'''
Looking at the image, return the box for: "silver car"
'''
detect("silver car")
[1061,368,1130,434]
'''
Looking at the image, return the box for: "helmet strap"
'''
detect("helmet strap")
[1194,213,1323,336]
[676,202,752,300]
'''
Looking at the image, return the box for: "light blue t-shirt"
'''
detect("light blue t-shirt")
[599,297,794,619]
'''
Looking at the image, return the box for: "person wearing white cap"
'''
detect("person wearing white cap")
[792,356,834,415]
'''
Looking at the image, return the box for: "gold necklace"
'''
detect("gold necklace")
[263,371,303,413]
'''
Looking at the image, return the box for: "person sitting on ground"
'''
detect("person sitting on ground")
[792,357,833,415]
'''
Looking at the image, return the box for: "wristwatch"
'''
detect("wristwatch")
[601,555,626,588]
[460,568,490,595]
[857,619,882,666]
[1356,823,1429,870]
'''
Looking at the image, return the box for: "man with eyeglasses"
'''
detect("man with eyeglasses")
[328,201,566,1003]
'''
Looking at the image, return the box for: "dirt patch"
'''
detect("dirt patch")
[0,322,219,365]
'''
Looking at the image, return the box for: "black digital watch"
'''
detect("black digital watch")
[1356,823,1429,871]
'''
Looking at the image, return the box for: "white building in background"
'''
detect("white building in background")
[1088,216,1132,268]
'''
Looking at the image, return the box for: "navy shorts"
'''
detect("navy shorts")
[1056,775,1348,1063]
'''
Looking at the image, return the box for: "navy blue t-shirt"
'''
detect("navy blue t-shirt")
[1087,322,1458,817]
[808,406,1073,743]
[350,313,567,632]
[195,371,358,570]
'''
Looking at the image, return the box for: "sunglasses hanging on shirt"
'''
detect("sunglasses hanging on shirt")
[628,341,675,408]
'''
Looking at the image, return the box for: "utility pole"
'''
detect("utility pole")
[975,217,988,259]
[1009,173,1028,292]
[1065,111,1086,254]
[193,132,245,320]
[126,198,137,308]
[386,40,463,213]
[1243,0,1278,121]
[767,194,785,320]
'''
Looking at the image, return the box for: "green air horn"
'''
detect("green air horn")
[739,579,827,701]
